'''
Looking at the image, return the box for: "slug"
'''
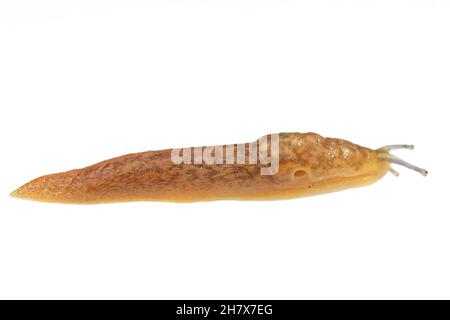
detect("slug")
[10,132,427,204]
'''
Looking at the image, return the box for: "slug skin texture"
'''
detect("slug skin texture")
[11,132,426,204]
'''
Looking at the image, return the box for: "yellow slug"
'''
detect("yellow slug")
[11,132,427,204]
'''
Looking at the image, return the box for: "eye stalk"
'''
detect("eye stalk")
[376,145,428,177]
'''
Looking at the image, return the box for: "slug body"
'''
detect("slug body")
[11,132,427,204]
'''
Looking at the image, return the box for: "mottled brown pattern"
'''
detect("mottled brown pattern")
[279,132,374,174]
[11,132,390,203]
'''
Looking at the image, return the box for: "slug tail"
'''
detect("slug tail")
[10,170,83,203]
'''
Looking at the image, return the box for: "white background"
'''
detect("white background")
[0,1,449,299]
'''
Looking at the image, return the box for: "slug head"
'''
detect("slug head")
[278,133,427,196]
